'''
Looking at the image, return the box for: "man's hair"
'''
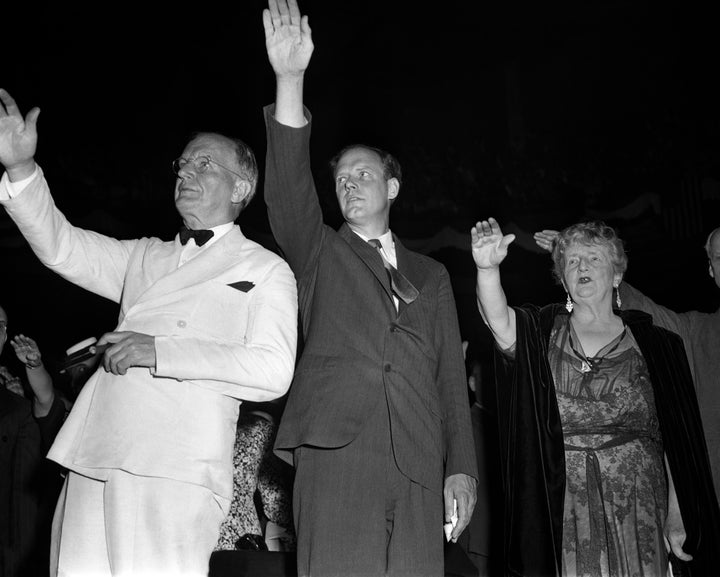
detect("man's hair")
[550,220,628,285]
[329,144,402,187]
[704,227,720,257]
[190,132,259,214]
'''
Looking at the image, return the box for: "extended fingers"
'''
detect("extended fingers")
[266,0,281,23]
[287,0,302,24]
[0,89,19,117]
[472,218,501,235]
[11,334,32,348]
[268,0,296,27]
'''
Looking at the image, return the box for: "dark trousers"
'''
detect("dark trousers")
[293,402,443,577]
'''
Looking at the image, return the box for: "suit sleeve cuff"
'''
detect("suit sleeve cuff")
[0,166,40,199]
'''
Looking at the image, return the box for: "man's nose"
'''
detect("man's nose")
[178,163,197,179]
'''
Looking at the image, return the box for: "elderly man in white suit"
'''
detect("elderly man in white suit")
[0,89,298,577]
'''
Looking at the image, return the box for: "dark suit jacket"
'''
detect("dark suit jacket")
[0,387,44,577]
[263,105,477,494]
[494,304,720,577]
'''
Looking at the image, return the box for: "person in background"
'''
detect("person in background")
[0,88,298,577]
[11,334,101,451]
[0,307,24,398]
[474,217,720,576]
[262,2,477,575]
[448,339,502,577]
[0,304,44,577]
[11,334,108,577]
[535,225,720,500]
[215,398,295,553]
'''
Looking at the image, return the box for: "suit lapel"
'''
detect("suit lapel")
[129,227,246,309]
[340,225,429,314]
[339,224,394,302]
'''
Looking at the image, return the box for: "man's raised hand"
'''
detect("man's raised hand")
[263,0,314,77]
[0,89,39,181]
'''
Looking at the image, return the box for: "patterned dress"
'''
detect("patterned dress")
[548,317,668,576]
[214,411,295,552]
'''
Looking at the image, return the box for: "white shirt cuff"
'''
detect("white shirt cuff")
[0,166,40,199]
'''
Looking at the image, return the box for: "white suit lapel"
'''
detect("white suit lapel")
[126,227,246,313]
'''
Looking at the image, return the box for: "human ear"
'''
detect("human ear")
[232,180,252,204]
[387,177,400,201]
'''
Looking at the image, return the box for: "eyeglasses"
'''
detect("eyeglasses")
[172,156,244,179]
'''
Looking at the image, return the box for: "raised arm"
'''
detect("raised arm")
[533,229,559,253]
[10,334,55,417]
[262,0,324,277]
[263,0,314,128]
[0,89,39,181]
[472,218,517,350]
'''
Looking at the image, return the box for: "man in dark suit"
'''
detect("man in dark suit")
[262,2,478,575]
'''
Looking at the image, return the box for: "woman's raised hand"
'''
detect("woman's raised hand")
[471,217,515,270]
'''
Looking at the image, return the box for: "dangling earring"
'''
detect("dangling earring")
[565,293,574,313]
[615,286,622,308]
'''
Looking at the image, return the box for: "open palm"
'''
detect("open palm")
[471,218,515,269]
[11,334,41,366]
[263,0,314,77]
[0,89,39,170]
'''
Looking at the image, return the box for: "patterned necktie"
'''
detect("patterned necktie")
[179,226,214,247]
[368,238,419,305]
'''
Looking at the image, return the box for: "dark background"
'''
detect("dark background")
[2,1,720,369]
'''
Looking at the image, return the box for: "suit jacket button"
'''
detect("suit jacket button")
[177,320,187,328]
[384,364,391,372]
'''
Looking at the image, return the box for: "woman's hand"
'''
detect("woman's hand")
[533,229,559,253]
[471,217,515,270]
[10,334,42,368]
[664,455,693,562]
[664,510,692,562]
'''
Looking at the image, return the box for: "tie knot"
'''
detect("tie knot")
[368,238,383,251]
[179,226,214,247]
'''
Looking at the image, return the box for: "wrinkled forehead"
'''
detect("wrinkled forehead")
[182,134,235,161]
[564,240,609,257]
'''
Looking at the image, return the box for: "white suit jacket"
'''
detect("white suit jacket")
[0,168,298,500]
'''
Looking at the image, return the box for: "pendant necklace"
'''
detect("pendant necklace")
[567,320,626,374]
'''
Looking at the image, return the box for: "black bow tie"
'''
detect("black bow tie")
[179,226,214,247]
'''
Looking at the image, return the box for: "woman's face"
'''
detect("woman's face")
[563,241,621,306]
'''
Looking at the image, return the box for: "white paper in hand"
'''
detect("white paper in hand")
[443,499,458,542]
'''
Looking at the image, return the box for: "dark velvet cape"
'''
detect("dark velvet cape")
[494,304,720,577]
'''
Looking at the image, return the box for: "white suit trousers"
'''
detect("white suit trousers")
[51,470,227,577]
